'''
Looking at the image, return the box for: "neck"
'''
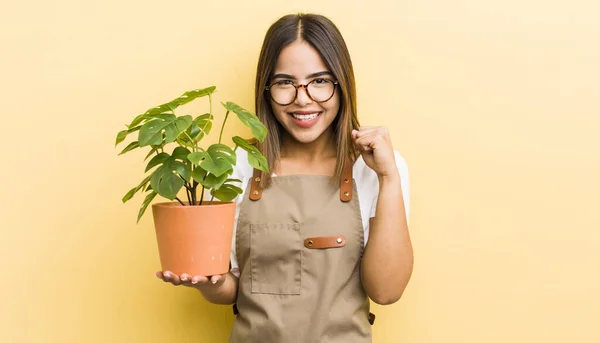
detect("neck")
[280,129,336,162]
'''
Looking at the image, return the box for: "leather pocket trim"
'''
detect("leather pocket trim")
[304,235,346,249]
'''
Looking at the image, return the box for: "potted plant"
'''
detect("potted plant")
[115,86,268,276]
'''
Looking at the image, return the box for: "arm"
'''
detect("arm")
[352,127,414,305]
[361,173,413,305]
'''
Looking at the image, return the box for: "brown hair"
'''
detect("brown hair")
[255,13,360,187]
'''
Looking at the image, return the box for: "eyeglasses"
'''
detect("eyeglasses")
[265,78,339,106]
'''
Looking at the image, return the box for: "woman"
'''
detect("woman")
[157,13,413,342]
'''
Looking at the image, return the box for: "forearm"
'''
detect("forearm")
[361,173,413,305]
[197,272,239,305]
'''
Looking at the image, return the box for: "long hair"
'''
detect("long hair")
[255,13,360,187]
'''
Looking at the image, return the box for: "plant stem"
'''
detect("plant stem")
[185,183,192,205]
[199,184,205,205]
[175,197,185,206]
[219,111,230,144]
[192,180,198,205]
[183,131,196,152]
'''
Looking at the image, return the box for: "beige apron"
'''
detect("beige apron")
[230,162,373,343]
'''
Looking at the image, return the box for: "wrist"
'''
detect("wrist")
[378,170,401,186]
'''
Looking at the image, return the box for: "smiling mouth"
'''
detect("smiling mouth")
[290,112,321,121]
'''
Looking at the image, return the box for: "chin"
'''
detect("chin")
[288,127,329,144]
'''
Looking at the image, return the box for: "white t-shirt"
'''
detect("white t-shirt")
[228,149,410,277]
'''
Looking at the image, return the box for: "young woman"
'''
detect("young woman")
[156,13,413,342]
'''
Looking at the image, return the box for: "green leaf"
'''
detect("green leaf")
[118,141,139,155]
[145,153,170,172]
[193,113,214,139]
[203,172,230,189]
[129,86,215,129]
[137,191,158,223]
[144,104,176,117]
[129,114,146,128]
[167,86,216,108]
[150,165,184,200]
[115,129,128,146]
[210,183,243,202]
[148,152,191,199]
[188,144,235,177]
[122,174,152,203]
[169,116,193,142]
[222,102,267,142]
[138,115,192,147]
[232,136,269,172]
[129,111,176,129]
[191,166,207,184]
[172,146,191,161]
[191,166,231,189]
[139,120,171,147]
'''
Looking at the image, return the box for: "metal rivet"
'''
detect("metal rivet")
[307,240,313,247]
[253,190,259,195]
[344,192,349,197]
[344,178,349,183]
[336,238,342,244]
[255,177,261,182]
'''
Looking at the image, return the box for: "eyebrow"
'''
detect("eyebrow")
[271,71,333,80]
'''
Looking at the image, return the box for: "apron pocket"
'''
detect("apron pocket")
[250,223,301,295]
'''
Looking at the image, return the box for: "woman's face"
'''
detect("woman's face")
[269,40,340,145]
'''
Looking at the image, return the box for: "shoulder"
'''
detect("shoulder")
[230,148,254,204]
[232,148,254,179]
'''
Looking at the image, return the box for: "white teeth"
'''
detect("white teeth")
[291,112,319,121]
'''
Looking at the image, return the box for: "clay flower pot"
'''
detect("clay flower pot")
[152,201,235,276]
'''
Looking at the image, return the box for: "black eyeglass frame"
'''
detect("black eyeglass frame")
[265,79,339,106]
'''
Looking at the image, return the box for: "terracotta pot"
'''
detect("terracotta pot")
[152,201,235,276]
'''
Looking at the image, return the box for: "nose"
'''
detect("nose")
[294,84,313,106]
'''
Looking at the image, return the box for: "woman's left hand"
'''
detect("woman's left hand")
[352,127,398,179]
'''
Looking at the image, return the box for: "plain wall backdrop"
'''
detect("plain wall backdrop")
[1,0,599,342]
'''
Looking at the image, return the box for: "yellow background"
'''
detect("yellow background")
[1,0,599,342]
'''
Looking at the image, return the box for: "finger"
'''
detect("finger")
[163,271,182,285]
[356,130,388,147]
[210,275,224,285]
[354,135,377,151]
[180,273,192,284]
[191,275,209,285]
[357,126,378,131]
[354,126,380,136]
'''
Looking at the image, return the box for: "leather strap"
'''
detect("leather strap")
[340,158,353,202]
[304,235,346,249]
[249,169,263,201]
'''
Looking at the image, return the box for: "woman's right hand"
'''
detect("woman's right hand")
[156,270,227,289]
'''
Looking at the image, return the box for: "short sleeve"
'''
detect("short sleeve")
[370,151,410,223]
[226,148,253,278]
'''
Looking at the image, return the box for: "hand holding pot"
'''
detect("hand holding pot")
[156,270,226,288]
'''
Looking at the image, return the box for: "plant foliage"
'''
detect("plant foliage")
[115,86,269,222]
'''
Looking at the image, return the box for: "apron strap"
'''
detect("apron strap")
[340,158,353,202]
[249,169,263,201]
